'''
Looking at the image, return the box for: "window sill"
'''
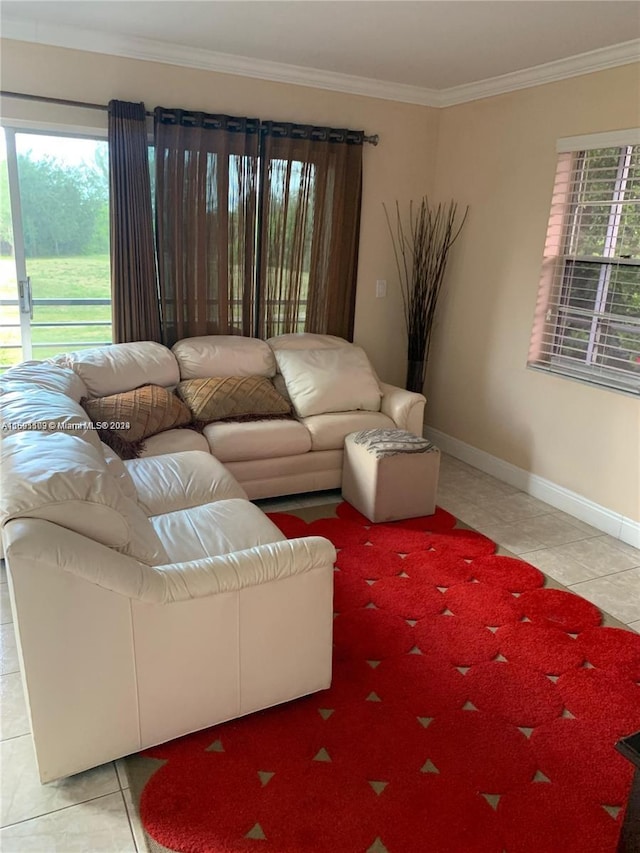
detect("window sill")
[527,361,640,398]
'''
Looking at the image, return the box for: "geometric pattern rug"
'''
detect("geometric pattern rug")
[124,502,640,853]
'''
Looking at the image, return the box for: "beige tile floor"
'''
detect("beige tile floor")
[0,452,638,851]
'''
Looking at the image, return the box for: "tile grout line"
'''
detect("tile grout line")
[115,761,130,792]
[518,553,640,578]
[0,732,31,744]
[0,790,123,831]
[567,564,640,586]
[464,522,639,561]
[119,788,140,853]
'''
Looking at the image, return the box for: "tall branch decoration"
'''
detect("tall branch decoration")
[384,197,468,393]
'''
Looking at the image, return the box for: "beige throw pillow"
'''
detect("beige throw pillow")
[274,346,382,418]
[176,376,291,424]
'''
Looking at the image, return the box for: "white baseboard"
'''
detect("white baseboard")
[424,426,640,550]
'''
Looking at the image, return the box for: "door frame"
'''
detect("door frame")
[4,126,32,360]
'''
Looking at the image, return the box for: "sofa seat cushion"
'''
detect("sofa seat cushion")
[177,376,291,424]
[125,451,246,516]
[151,498,284,563]
[274,346,382,418]
[301,411,396,451]
[58,341,179,398]
[138,428,210,457]
[173,335,276,380]
[203,418,312,463]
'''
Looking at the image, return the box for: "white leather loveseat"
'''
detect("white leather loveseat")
[0,333,424,783]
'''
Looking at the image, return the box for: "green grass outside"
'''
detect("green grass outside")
[0,254,112,368]
[0,254,313,368]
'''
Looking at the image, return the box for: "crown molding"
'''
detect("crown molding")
[0,18,440,107]
[2,17,639,110]
[438,39,640,107]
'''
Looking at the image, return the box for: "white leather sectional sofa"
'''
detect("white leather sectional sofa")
[0,333,425,782]
[54,332,425,498]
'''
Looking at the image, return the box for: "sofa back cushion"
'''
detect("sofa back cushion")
[0,432,168,566]
[274,346,382,418]
[172,335,276,380]
[1,388,102,450]
[58,342,179,398]
[267,333,351,352]
[1,362,88,402]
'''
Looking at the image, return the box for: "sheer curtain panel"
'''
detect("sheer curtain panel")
[257,124,363,340]
[154,109,260,346]
[108,100,161,343]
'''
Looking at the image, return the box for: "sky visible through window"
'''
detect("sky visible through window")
[0,131,105,167]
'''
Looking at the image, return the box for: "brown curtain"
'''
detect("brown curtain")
[154,109,259,347]
[108,100,161,343]
[257,123,363,340]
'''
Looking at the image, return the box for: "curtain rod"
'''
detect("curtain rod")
[0,90,380,146]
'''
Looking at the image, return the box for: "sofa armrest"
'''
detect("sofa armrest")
[2,518,167,603]
[157,536,336,602]
[379,382,426,436]
[3,518,335,606]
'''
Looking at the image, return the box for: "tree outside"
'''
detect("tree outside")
[0,147,109,258]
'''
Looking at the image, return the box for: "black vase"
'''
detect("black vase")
[405,359,425,393]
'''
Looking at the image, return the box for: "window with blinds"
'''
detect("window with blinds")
[528,132,640,395]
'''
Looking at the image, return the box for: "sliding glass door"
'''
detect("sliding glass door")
[0,128,112,371]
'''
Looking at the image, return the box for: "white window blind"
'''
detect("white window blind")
[528,137,640,395]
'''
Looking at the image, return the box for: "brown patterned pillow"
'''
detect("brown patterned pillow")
[82,385,192,458]
[176,376,291,424]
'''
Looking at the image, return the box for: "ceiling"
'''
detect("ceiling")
[2,1,640,101]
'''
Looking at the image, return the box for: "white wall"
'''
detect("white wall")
[428,64,640,521]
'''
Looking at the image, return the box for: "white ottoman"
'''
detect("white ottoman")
[342,428,440,523]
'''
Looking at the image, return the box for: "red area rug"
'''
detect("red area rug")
[137,504,640,853]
